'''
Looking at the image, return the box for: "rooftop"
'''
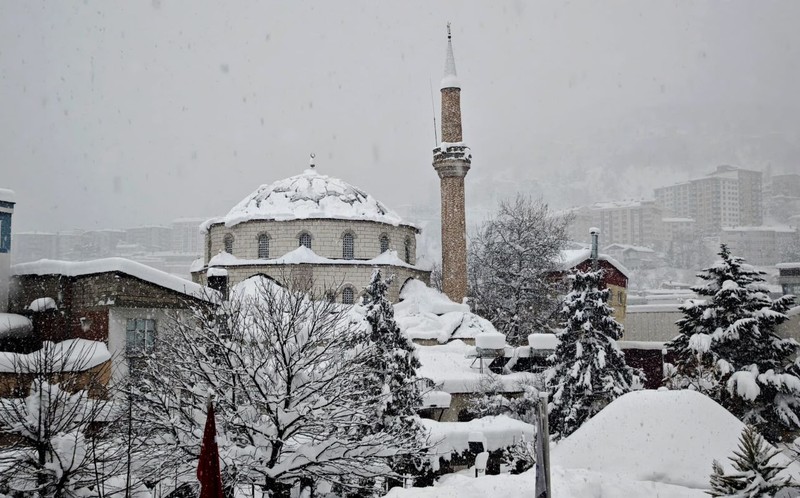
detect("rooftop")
[12,257,213,301]
[202,168,412,231]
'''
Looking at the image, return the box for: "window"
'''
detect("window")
[299,232,312,249]
[342,232,354,259]
[223,234,234,254]
[257,233,269,259]
[379,234,389,253]
[404,237,412,263]
[126,318,156,356]
[342,287,355,305]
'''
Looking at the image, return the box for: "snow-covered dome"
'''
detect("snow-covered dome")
[203,169,410,230]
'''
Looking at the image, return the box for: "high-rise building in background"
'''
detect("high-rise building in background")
[654,165,763,235]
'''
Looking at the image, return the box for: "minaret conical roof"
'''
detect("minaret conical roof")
[441,24,460,89]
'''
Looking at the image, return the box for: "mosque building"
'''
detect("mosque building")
[191,28,471,304]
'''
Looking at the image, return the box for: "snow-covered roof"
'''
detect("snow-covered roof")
[12,258,214,302]
[558,249,631,279]
[395,280,496,343]
[201,169,413,231]
[721,225,796,233]
[203,247,427,272]
[0,339,111,373]
[422,415,534,460]
[416,340,536,393]
[603,244,655,253]
[626,303,683,313]
[0,313,32,339]
[661,217,695,223]
[777,262,800,270]
[440,28,460,89]
[0,188,15,203]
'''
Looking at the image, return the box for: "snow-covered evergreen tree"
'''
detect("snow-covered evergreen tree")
[131,276,424,497]
[709,425,794,497]
[545,268,640,440]
[357,269,430,489]
[469,195,573,345]
[666,244,799,441]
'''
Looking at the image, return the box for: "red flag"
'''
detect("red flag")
[197,401,224,498]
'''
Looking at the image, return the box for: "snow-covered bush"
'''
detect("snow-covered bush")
[131,276,424,497]
[666,244,799,441]
[545,269,641,440]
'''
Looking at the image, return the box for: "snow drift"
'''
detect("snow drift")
[551,389,800,489]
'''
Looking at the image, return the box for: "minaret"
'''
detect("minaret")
[433,24,471,303]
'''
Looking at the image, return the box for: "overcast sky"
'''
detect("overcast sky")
[2,1,799,233]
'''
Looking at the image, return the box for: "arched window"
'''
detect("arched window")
[223,234,234,254]
[379,234,390,254]
[342,232,354,260]
[257,234,269,259]
[404,237,412,263]
[342,287,355,305]
[299,232,312,249]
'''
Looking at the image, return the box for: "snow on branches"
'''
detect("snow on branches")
[545,268,641,439]
[130,276,425,496]
[666,244,799,441]
[468,195,573,345]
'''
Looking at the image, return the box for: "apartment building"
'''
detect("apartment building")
[654,165,762,235]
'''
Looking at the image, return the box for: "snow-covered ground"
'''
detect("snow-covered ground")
[388,389,800,497]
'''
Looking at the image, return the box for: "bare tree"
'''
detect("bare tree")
[130,276,426,497]
[468,195,573,345]
[0,339,132,497]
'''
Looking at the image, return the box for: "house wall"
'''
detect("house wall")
[205,218,419,264]
[624,307,682,342]
[194,263,429,303]
[107,307,194,384]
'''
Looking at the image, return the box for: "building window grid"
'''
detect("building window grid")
[126,318,156,356]
[380,235,390,254]
[343,233,354,260]
[299,232,312,249]
[342,287,355,305]
[223,234,234,254]
[257,234,269,259]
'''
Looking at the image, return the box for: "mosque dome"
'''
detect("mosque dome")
[203,168,410,230]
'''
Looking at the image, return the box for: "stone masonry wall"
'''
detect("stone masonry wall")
[439,175,468,302]
[195,263,430,303]
[206,219,418,265]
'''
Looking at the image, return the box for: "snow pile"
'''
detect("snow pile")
[416,341,536,393]
[386,466,706,498]
[12,258,215,302]
[421,391,452,408]
[27,297,57,312]
[0,313,33,338]
[551,389,800,489]
[395,280,496,342]
[201,169,412,230]
[0,339,111,373]
[475,332,506,350]
[422,415,534,460]
[528,333,559,350]
[0,187,15,202]
[205,247,422,270]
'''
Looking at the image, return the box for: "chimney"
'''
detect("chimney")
[590,227,600,270]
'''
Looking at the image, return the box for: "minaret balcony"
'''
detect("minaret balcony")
[433,143,472,164]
